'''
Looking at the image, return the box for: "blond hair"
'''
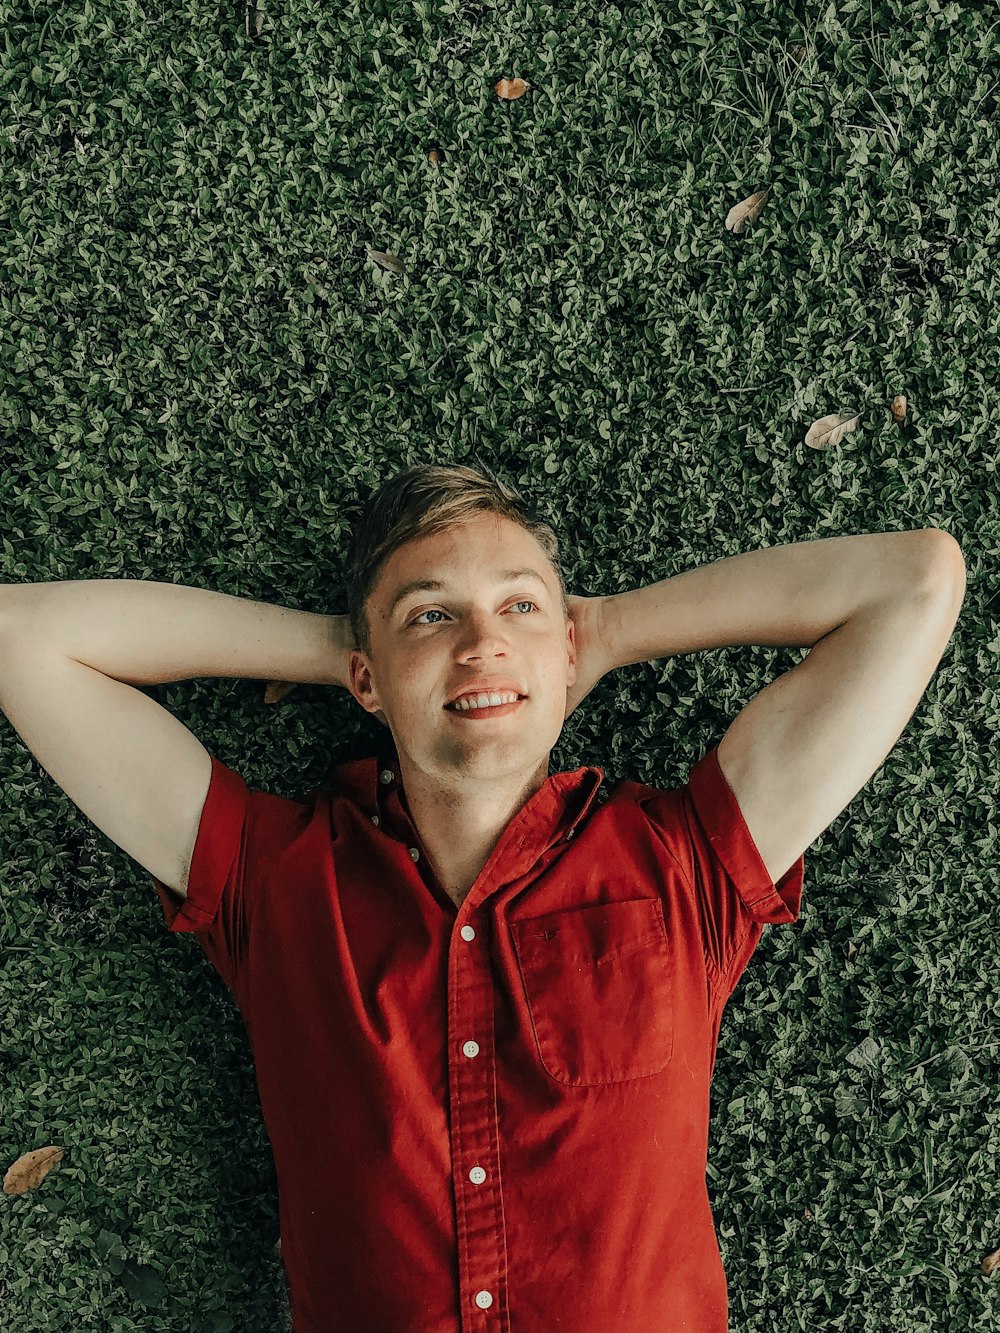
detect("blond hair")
[344,460,568,658]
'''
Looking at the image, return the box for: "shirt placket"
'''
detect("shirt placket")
[371,757,607,1331]
[375,758,511,1328]
[448,898,510,1332]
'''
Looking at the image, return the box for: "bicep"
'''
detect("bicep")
[717,576,965,885]
[0,628,213,898]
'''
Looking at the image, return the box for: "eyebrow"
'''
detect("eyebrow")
[388,567,549,618]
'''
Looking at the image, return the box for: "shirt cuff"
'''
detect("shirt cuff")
[688,744,804,924]
[152,754,250,933]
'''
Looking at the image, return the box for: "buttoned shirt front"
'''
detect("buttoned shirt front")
[151,742,804,1333]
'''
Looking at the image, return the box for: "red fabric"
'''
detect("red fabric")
[151,743,804,1333]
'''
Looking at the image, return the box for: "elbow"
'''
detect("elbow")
[910,530,967,623]
[915,528,966,586]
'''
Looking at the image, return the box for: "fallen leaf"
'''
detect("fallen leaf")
[804,411,862,450]
[264,680,298,704]
[3,1146,65,1196]
[245,1,264,38]
[725,188,770,234]
[365,245,405,275]
[303,266,330,301]
[495,77,529,101]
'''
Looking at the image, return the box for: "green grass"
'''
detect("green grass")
[1,0,997,1328]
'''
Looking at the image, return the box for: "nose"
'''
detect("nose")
[454,609,512,659]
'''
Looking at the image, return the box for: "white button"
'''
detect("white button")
[460,925,476,941]
[469,1165,486,1184]
[379,769,393,784]
[474,1290,493,1310]
[462,1040,480,1058]
[409,847,419,862]
[371,815,379,826]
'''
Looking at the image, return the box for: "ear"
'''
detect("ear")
[565,612,578,686]
[348,649,385,721]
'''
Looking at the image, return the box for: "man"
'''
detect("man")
[0,462,966,1331]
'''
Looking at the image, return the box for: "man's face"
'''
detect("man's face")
[348,513,577,783]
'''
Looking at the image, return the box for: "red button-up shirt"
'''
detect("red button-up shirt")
[152,742,803,1333]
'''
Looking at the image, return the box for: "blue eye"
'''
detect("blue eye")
[410,600,537,627]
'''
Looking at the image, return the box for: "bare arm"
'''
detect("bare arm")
[600,528,956,664]
[560,529,957,720]
[0,577,354,687]
[0,579,356,898]
[592,527,965,884]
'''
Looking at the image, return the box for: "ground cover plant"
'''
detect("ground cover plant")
[0,0,998,1329]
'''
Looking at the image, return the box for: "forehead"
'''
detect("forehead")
[386,511,544,581]
[374,514,551,610]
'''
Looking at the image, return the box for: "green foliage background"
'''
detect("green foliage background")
[1,0,997,1329]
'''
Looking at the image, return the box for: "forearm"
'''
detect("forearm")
[602,529,955,668]
[0,578,354,688]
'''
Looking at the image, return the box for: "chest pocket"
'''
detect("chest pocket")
[510,897,674,1086]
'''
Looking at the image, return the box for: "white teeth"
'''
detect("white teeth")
[450,691,520,711]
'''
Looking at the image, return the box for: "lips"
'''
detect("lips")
[445,696,526,719]
[444,680,527,707]
[445,693,526,712]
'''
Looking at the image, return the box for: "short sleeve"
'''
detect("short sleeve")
[638,743,805,1002]
[149,753,255,1010]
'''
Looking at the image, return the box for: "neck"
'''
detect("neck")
[397,755,549,903]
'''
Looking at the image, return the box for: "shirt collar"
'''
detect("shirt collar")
[371,752,609,885]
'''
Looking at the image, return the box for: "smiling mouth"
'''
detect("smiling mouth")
[444,696,527,717]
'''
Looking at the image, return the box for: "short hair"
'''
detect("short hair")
[344,460,568,658]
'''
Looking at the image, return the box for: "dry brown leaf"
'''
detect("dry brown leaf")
[495,77,529,101]
[365,246,405,275]
[264,680,298,704]
[725,188,770,234]
[890,394,907,424]
[804,411,862,450]
[981,1246,1000,1276]
[4,1146,65,1196]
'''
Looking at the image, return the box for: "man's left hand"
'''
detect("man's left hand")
[564,595,616,721]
